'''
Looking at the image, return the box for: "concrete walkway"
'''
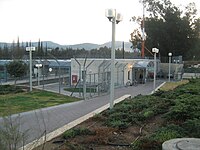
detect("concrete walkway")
[0,80,164,150]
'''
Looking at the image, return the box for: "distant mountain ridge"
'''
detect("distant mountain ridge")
[0,41,132,51]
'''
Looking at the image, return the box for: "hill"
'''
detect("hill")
[0,41,132,51]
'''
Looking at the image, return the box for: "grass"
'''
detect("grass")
[64,87,96,93]
[0,89,80,117]
[160,80,189,91]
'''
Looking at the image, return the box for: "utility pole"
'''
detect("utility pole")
[141,0,145,58]
[26,44,35,92]
[122,41,125,59]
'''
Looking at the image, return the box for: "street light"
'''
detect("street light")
[106,9,122,109]
[49,68,52,72]
[152,48,159,92]
[105,9,123,109]
[35,63,42,86]
[168,52,172,82]
[47,51,61,94]
[174,58,179,80]
[26,46,35,92]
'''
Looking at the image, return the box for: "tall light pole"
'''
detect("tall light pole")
[47,50,61,94]
[168,52,172,82]
[35,63,42,86]
[141,0,146,58]
[174,58,179,80]
[26,46,35,92]
[105,9,122,109]
[152,48,159,92]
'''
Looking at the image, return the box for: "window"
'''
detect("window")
[128,70,130,80]
[82,70,86,80]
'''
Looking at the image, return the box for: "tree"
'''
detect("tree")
[37,39,44,58]
[130,0,199,60]
[6,61,28,85]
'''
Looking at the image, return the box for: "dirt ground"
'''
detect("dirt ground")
[34,114,164,150]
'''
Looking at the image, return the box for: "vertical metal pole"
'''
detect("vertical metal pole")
[110,11,116,109]
[122,41,124,59]
[43,63,44,89]
[90,73,92,97]
[153,52,156,92]
[37,67,39,86]
[168,56,171,82]
[83,69,86,100]
[29,50,32,92]
[141,0,145,58]
[58,66,61,94]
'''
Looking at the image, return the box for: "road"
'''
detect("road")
[0,80,164,149]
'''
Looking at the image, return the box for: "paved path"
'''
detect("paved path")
[0,80,164,149]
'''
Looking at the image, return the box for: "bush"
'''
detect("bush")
[0,85,23,95]
[164,97,200,122]
[183,118,200,137]
[106,120,129,129]
[132,137,161,150]
[63,127,93,139]
[132,124,184,150]
[151,124,184,142]
[143,110,154,118]
[0,115,28,149]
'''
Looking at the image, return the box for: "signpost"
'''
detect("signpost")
[26,47,35,92]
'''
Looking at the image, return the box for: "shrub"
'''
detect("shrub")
[183,118,200,137]
[63,127,93,139]
[0,115,28,149]
[151,124,184,142]
[143,110,154,118]
[0,85,23,95]
[132,124,184,150]
[106,120,129,129]
[132,136,161,150]
[164,97,200,122]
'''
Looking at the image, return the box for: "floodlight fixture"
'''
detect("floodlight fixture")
[168,52,172,57]
[152,48,159,53]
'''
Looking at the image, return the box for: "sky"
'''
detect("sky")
[0,0,199,45]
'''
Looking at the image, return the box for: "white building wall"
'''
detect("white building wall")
[70,58,156,86]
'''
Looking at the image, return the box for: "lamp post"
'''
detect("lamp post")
[168,52,172,82]
[105,9,122,109]
[152,48,159,92]
[35,63,42,86]
[26,46,35,92]
[47,51,61,94]
[49,68,52,72]
[174,58,179,80]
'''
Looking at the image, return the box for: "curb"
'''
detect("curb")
[151,82,166,94]
[19,94,131,150]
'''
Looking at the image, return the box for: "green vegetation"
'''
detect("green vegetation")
[36,78,200,150]
[0,85,80,116]
[0,85,24,94]
[103,78,200,149]
[184,67,200,73]
[63,127,94,139]
[6,60,28,85]
[160,80,189,91]
[64,87,96,93]
[130,0,200,60]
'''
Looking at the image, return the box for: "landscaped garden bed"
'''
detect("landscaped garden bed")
[35,78,200,150]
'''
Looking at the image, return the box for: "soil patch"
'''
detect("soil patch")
[34,114,165,150]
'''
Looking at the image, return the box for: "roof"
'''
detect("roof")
[0,60,10,65]
[134,60,154,68]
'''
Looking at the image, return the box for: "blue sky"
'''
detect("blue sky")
[0,0,199,45]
